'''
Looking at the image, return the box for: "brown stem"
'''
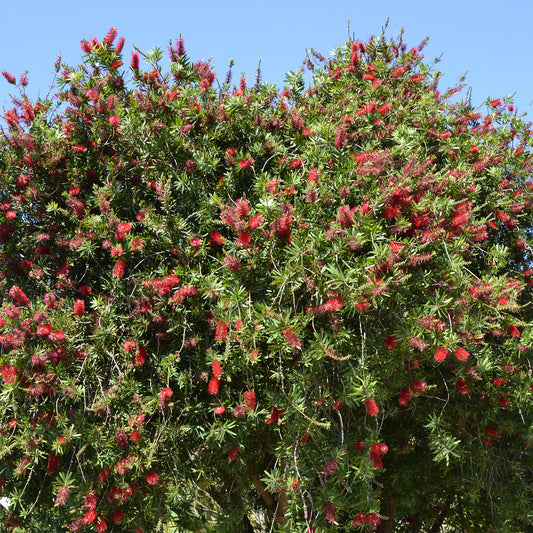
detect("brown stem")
[376,497,396,533]
[250,473,288,525]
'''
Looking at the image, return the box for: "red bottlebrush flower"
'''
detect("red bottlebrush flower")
[207,377,221,395]
[238,157,254,169]
[123,339,136,352]
[146,471,159,485]
[434,346,448,362]
[385,335,396,350]
[508,325,520,338]
[266,407,285,424]
[490,99,502,108]
[80,40,92,53]
[37,324,53,336]
[491,377,507,386]
[371,442,388,455]
[499,397,510,407]
[370,450,383,469]
[398,387,411,406]
[131,52,140,70]
[377,102,391,115]
[384,204,400,218]
[209,230,224,245]
[354,439,366,450]
[223,255,240,271]
[411,380,427,393]
[49,330,65,342]
[214,405,225,415]
[486,425,499,436]
[365,399,379,416]
[113,259,125,278]
[389,241,404,254]
[135,347,146,366]
[455,347,469,361]
[2,70,16,84]
[55,485,70,506]
[356,297,369,311]
[73,144,86,154]
[215,322,229,341]
[109,115,121,126]
[98,468,111,484]
[334,124,347,148]
[237,231,251,247]
[323,501,338,524]
[248,213,264,229]
[175,37,185,56]
[456,379,469,395]
[212,360,223,378]
[244,390,256,411]
[130,430,141,442]
[391,64,408,78]
[160,388,173,400]
[131,238,143,252]
[115,37,125,54]
[234,405,246,418]
[103,27,118,46]
[190,237,201,248]
[9,285,29,306]
[228,445,239,461]
[73,299,85,316]
[226,147,235,157]
[325,297,344,312]
[515,238,526,250]
[321,458,338,477]
[46,452,59,474]
[84,510,97,524]
[283,328,302,349]
[113,509,124,524]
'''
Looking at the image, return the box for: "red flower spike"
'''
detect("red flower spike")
[508,325,520,338]
[411,380,427,393]
[244,390,256,411]
[228,445,239,461]
[456,379,469,395]
[135,347,146,366]
[365,398,379,416]
[434,346,448,362]
[146,471,159,485]
[131,52,140,70]
[398,387,411,406]
[212,360,223,378]
[207,377,221,395]
[266,407,285,424]
[385,335,396,350]
[455,347,469,361]
[369,451,383,469]
[113,510,124,524]
[371,442,388,455]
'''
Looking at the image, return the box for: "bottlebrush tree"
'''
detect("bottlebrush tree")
[0,27,531,533]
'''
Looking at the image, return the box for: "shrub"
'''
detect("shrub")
[0,28,531,532]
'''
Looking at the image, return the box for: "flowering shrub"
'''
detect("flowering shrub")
[0,28,531,532]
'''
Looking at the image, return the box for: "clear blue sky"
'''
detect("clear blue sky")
[1,0,532,121]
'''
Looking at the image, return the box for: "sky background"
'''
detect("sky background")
[0,0,532,121]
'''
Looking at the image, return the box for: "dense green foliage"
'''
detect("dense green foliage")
[0,28,532,532]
